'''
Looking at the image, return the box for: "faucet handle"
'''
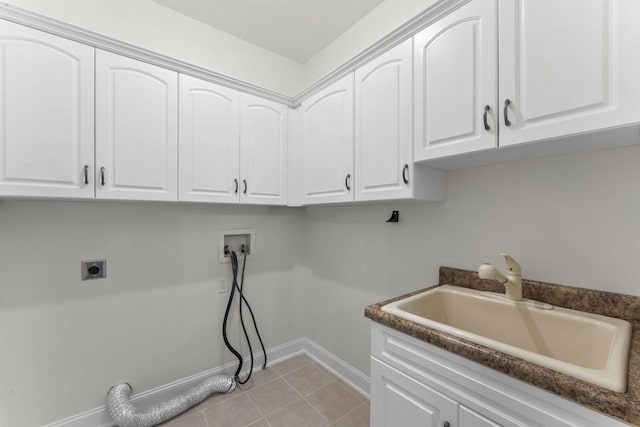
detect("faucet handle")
[499,253,521,276]
[479,263,507,284]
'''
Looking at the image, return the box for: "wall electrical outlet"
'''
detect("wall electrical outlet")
[218,277,230,293]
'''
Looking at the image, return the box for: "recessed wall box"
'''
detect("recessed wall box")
[219,229,255,263]
[81,260,107,280]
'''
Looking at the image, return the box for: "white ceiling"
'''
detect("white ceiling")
[152,0,386,64]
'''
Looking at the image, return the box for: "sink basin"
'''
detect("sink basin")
[382,285,632,392]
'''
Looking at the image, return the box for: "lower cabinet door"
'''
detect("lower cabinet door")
[371,358,458,427]
[460,405,502,427]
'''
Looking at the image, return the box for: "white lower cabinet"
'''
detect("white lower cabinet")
[459,406,501,427]
[371,323,627,427]
[371,358,458,427]
[372,359,499,427]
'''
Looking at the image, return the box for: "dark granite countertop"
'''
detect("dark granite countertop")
[365,267,640,426]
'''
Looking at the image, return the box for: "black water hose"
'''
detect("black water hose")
[237,251,268,375]
[222,250,268,384]
[221,252,244,380]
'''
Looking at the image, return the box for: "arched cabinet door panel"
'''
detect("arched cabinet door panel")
[300,74,354,205]
[240,93,288,206]
[179,74,240,203]
[355,39,412,201]
[95,50,178,201]
[0,19,94,198]
[499,0,640,147]
[414,0,498,162]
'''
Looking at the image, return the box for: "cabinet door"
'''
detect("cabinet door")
[371,358,458,427]
[460,406,502,427]
[240,94,288,205]
[0,20,94,198]
[414,0,497,161]
[499,0,640,147]
[300,74,354,205]
[179,74,240,203]
[355,39,412,201]
[96,50,178,201]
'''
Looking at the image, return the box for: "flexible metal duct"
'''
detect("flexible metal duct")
[107,375,235,427]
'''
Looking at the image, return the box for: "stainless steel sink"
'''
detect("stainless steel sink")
[382,285,632,392]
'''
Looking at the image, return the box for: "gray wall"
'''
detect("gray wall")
[2,145,640,426]
[0,201,305,426]
[301,144,640,376]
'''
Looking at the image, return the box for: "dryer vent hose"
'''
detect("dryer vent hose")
[106,375,235,427]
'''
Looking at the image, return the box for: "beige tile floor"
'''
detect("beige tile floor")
[158,354,370,427]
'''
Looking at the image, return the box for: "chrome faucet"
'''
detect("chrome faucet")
[478,253,523,301]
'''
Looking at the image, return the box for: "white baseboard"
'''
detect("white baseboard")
[44,337,368,427]
[303,339,370,399]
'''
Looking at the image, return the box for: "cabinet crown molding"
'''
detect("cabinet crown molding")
[0,0,472,108]
[0,3,293,106]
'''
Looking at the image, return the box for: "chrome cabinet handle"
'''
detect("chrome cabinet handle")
[503,99,511,127]
[345,174,351,191]
[243,179,247,194]
[443,422,450,427]
[100,167,105,186]
[402,164,409,184]
[483,105,491,131]
[234,179,238,194]
[83,165,89,184]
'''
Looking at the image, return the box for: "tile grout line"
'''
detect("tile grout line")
[242,357,318,424]
[328,401,367,426]
[242,386,265,427]
[304,368,368,426]
[276,361,328,422]
[276,357,366,426]
[282,376,334,424]
[282,368,352,424]
[195,355,363,427]
[271,357,336,425]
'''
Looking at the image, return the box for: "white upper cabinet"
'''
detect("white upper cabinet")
[95,50,178,201]
[0,20,94,198]
[499,0,640,147]
[414,0,498,162]
[179,77,287,205]
[179,74,240,203]
[7,0,636,204]
[300,74,354,205]
[355,39,413,201]
[240,93,288,205]
[415,0,640,163]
